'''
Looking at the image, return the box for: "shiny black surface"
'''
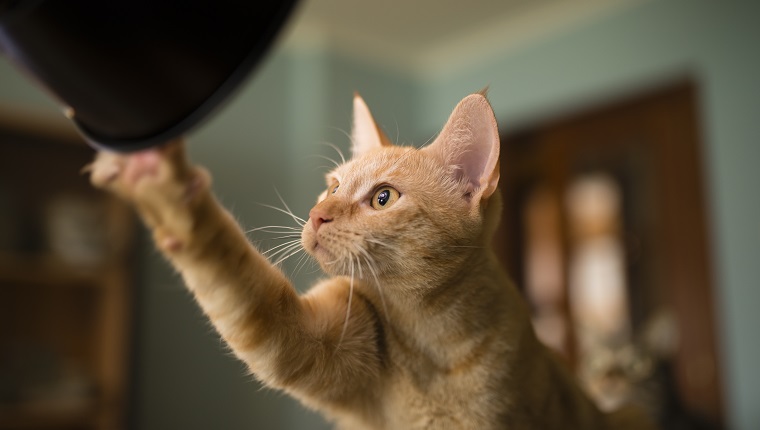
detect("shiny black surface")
[0,0,298,151]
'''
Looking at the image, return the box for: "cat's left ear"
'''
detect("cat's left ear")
[351,93,392,158]
[423,93,500,202]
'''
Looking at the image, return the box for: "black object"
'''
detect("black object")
[0,0,298,152]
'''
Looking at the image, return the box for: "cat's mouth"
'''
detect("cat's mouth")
[303,228,346,273]
[305,236,331,259]
[306,236,344,274]
[312,241,333,260]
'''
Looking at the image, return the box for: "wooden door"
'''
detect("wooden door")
[497,81,723,428]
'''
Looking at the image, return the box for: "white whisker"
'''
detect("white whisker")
[263,239,302,256]
[292,252,312,279]
[393,115,400,145]
[337,255,355,350]
[420,130,439,149]
[267,247,303,265]
[320,141,346,164]
[248,225,302,233]
[366,238,392,249]
[266,240,302,256]
[272,247,305,266]
[354,250,364,280]
[274,188,306,226]
[255,234,302,242]
[309,153,340,168]
[357,246,390,320]
[328,126,353,150]
[258,203,306,226]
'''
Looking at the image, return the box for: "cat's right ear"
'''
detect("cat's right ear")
[423,93,501,203]
[351,93,392,158]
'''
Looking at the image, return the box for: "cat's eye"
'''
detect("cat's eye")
[371,186,400,210]
[330,183,339,194]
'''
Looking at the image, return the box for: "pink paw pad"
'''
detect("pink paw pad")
[160,235,184,252]
[123,149,163,185]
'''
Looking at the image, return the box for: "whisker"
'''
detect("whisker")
[263,239,302,257]
[272,246,305,266]
[357,247,390,320]
[258,203,306,226]
[321,141,346,164]
[385,147,417,176]
[248,225,302,233]
[252,235,303,244]
[353,249,364,280]
[366,238,393,249]
[337,255,355,350]
[328,126,353,149]
[274,188,306,225]
[262,237,301,249]
[393,115,400,145]
[309,153,340,168]
[420,130,439,149]
[264,231,302,236]
[292,252,313,279]
[265,241,302,259]
[254,234,302,242]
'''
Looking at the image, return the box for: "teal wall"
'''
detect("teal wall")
[1,0,758,428]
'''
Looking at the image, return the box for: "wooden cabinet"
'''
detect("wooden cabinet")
[0,109,135,430]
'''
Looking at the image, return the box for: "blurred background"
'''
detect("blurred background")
[1,0,758,429]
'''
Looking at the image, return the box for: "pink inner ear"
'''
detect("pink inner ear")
[456,112,497,195]
[447,105,499,198]
[422,94,500,201]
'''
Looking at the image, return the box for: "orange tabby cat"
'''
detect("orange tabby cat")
[89,93,651,429]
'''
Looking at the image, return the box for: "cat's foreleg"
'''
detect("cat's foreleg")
[87,141,383,406]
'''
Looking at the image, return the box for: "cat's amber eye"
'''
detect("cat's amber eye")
[371,186,400,210]
[330,183,339,194]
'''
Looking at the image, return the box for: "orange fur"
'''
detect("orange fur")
[88,94,653,429]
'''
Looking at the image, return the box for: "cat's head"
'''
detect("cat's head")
[301,92,501,288]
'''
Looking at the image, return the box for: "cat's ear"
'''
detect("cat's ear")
[351,93,392,158]
[423,93,501,202]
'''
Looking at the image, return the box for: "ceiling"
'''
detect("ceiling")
[294,0,533,50]
[282,0,647,77]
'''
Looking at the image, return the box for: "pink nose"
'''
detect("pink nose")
[309,207,333,231]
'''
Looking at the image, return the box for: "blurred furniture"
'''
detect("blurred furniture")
[496,81,723,428]
[0,108,135,430]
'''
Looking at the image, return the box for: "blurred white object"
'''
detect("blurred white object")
[45,194,107,266]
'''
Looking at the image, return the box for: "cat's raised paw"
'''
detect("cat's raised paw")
[88,140,188,194]
[86,139,210,231]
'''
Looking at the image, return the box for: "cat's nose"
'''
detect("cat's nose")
[309,207,333,231]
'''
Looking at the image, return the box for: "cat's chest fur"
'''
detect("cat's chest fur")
[331,283,517,430]
[381,347,509,430]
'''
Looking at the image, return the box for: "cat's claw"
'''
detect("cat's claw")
[85,151,126,189]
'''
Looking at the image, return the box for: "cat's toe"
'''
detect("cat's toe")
[86,151,127,191]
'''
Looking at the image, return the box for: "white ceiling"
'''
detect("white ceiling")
[282,0,648,78]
